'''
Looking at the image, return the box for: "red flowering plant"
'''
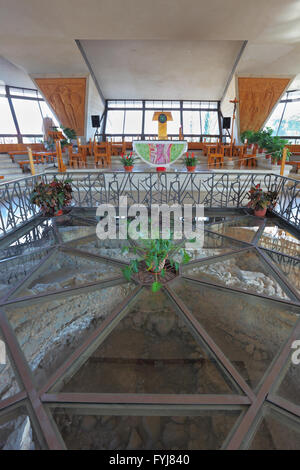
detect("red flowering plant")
[30,177,72,216]
[120,152,135,167]
[247,183,278,211]
[184,152,197,168]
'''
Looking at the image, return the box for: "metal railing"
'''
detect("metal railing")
[0,171,299,239]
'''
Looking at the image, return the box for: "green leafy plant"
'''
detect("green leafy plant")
[121,229,193,292]
[30,177,72,216]
[240,130,254,144]
[184,153,197,167]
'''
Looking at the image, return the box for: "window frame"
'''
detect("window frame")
[104,99,221,141]
[0,85,58,144]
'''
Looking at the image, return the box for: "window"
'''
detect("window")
[106,110,125,134]
[183,110,201,135]
[0,85,61,143]
[12,99,44,134]
[0,97,16,134]
[123,110,142,134]
[105,99,220,139]
[264,90,300,140]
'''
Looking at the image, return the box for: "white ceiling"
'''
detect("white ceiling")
[0,0,300,99]
[80,40,243,100]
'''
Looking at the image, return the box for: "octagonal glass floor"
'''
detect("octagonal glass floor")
[0,208,299,450]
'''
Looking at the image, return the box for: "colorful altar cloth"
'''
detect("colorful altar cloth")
[133,140,188,167]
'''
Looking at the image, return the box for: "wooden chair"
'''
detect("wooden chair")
[94,141,111,167]
[68,145,86,168]
[208,145,224,168]
[121,141,132,155]
[243,146,257,168]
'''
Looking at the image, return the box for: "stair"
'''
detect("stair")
[0,154,24,182]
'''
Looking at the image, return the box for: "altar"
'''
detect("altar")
[133,140,188,167]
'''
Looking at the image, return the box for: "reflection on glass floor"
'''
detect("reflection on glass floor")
[258,219,300,257]
[51,407,244,450]
[0,208,299,450]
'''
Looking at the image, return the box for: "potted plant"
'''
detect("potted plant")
[30,177,72,217]
[184,152,197,172]
[121,228,193,292]
[247,183,272,217]
[121,152,135,171]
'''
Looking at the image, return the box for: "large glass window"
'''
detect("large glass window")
[0,85,61,143]
[123,110,142,134]
[105,100,220,139]
[12,99,44,134]
[264,90,300,141]
[106,110,125,134]
[183,110,201,135]
[0,97,16,134]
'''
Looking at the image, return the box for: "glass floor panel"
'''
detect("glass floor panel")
[53,288,239,395]
[249,405,300,450]
[4,283,135,388]
[9,249,123,298]
[207,215,265,243]
[0,219,57,261]
[73,235,136,263]
[58,225,97,243]
[258,220,300,257]
[0,248,52,300]
[184,230,246,260]
[171,279,299,390]
[0,328,21,402]
[51,407,244,450]
[0,404,43,450]
[261,249,300,295]
[0,208,299,449]
[182,250,291,300]
[275,359,300,407]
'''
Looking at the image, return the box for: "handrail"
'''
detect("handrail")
[0,171,299,240]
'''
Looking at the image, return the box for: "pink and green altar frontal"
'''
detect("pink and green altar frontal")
[133,140,188,167]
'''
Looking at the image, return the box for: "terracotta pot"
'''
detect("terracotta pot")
[156,167,166,172]
[149,257,167,274]
[254,207,267,217]
[266,154,271,159]
[277,160,282,165]
[187,166,196,172]
[124,166,133,172]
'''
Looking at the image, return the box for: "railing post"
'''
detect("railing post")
[280,147,287,176]
[55,140,66,173]
[27,147,35,176]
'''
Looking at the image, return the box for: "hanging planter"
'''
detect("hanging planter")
[30,177,73,218]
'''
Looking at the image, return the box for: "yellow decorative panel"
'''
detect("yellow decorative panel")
[35,78,87,135]
[238,77,291,134]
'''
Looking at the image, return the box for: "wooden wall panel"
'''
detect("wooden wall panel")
[238,77,291,134]
[34,78,86,136]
